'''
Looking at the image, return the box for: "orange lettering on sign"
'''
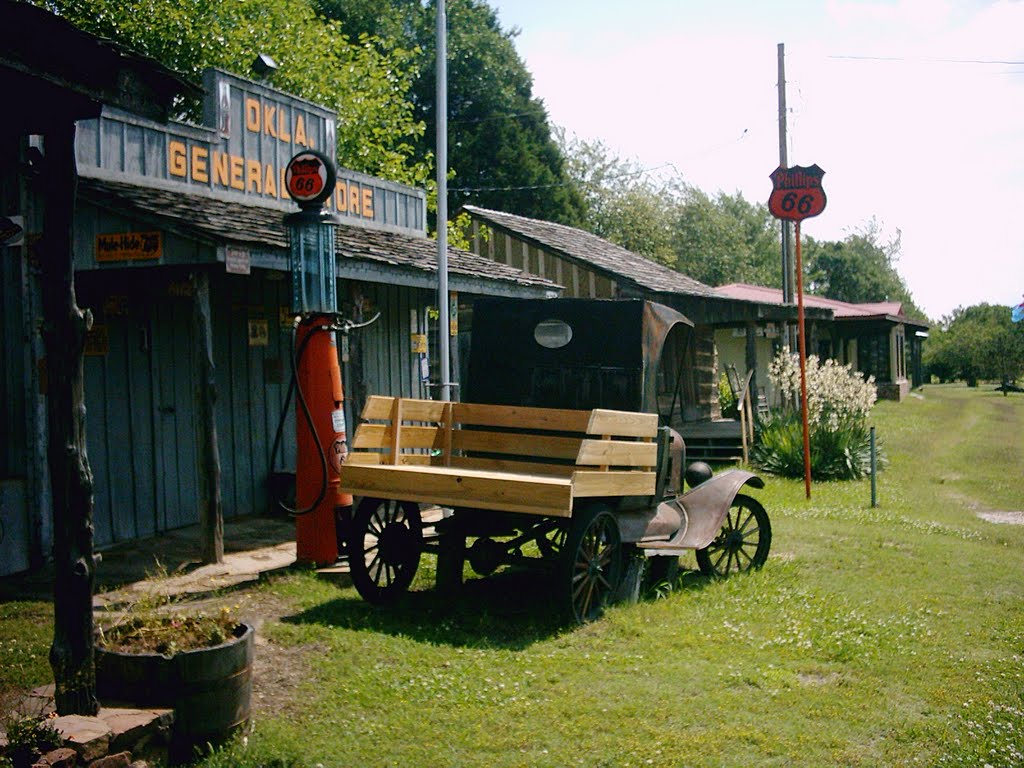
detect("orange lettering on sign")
[191,145,209,183]
[230,154,245,190]
[169,140,187,177]
[294,115,306,147]
[264,164,277,197]
[246,160,262,193]
[212,151,229,187]
[278,109,290,143]
[245,98,260,132]
[280,167,290,199]
[348,184,360,215]
[263,104,277,139]
[334,182,346,212]
[362,188,373,218]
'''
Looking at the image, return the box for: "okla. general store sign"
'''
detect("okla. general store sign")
[76,68,425,236]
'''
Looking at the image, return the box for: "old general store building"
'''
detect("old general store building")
[0,4,554,575]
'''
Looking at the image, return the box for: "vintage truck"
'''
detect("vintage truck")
[338,297,770,623]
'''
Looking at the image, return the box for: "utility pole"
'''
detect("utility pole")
[777,42,797,350]
[436,0,452,402]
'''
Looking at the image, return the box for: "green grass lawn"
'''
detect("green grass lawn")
[4,384,1023,767]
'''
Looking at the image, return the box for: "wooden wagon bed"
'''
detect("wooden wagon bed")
[339,396,661,517]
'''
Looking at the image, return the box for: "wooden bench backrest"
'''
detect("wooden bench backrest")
[348,396,659,475]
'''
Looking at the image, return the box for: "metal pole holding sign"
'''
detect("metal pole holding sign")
[769,164,827,500]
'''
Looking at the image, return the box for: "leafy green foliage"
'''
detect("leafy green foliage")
[557,133,676,264]
[671,186,780,288]
[803,219,925,318]
[558,136,781,282]
[924,303,1024,387]
[752,410,879,480]
[37,0,430,187]
[718,373,739,419]
[1,715,62,768]
[321,0,584,224]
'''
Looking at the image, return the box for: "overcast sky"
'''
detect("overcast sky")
[487,0,1024,321]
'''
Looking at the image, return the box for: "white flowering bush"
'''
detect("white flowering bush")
[768,349,877,429]
[753,349,882,480]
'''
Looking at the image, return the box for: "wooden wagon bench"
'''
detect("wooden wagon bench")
[337,394,771,623]
[340,396,661,517]
[337,396,665,621]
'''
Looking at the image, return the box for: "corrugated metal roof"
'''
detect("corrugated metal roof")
[716,282,923,325]
[79,178,559,290]
[464,205,720,298]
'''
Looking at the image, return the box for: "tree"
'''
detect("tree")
[671,187,780,288]
[557,132,676,264]
[39,0,431,187]
[318,0,584,224]
[804,219,925,319]
[924,304,1024,388]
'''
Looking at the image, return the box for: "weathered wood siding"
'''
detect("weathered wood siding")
[483,229,616,299]
[345,280,432,418]
[79,268,297,547]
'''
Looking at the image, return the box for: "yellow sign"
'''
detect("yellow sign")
[410,333,427,354]
[96,232,162,262]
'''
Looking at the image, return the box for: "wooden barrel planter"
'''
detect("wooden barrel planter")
[95,622,254,762]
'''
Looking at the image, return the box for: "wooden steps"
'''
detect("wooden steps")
[678,419,746,464]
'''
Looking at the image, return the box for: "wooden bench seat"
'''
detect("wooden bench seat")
[339,396,659,517]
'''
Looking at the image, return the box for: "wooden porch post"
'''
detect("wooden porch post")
[41,122,99,716]
[744,321,758,403]
[192,270,223,564]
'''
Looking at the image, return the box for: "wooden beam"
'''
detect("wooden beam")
[193,270,223,565]
[339,464,574,517]
[586,409,659,438]
[576,439,657,467]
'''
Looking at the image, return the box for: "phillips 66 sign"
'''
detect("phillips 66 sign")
[768,164,827,222]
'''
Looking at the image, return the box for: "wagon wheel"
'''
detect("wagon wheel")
[536,521,568,560]
[695,494,771,577]
[560,504,624,624]
[347,497,423,605]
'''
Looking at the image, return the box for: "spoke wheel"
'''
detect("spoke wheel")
[347,497,423,605]
[560,505,623,624]
[696,494,771,577]
[537,522,568,560]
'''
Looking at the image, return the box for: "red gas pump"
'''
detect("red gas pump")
[282,151,351,566]
[293,315,351,564]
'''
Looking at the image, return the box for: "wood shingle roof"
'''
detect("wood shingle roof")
[463,205,720,298]
[78,178,559,291]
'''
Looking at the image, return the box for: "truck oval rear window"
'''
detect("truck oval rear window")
[534,318,573,349]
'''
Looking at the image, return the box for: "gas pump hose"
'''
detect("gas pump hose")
[269,321,330,517]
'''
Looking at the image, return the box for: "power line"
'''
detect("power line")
[830,54,1024,66]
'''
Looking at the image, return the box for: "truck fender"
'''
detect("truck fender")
[671,469,764,550]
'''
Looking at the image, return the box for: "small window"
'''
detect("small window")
[534,318,573,349]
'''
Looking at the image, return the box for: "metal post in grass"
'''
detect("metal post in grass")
[768,164,827,499]
[870,426,877,507]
